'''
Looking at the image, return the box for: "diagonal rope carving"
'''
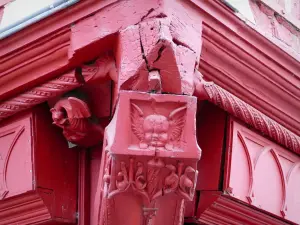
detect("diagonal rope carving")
[0,53,116,121]
[194,72,300,154]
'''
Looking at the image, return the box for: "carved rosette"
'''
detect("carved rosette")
[98,91,201,225]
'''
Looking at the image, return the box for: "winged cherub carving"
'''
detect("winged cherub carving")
[131,103,187,151]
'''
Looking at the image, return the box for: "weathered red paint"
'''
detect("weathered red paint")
[97,91,200,224]
[196,102,300,224]
[0,0,299,224]
[50,96,104,147]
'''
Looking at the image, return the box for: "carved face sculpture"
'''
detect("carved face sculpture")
[50,108,67,127]
[131,103,187,151]
[50,97,91,128]
[143,115,169,148]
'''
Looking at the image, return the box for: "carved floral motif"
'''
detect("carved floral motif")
[115,161,130,191]
[146,158,165,199]
[105,157,197,202]
[178,165,197,201]
[131,103,187,151]
[103,154,112,198]
[134,162,147,190]
[164,164,179,194]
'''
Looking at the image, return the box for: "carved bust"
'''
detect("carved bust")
[131,103,186,151]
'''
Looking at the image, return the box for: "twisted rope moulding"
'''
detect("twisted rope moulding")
[202,82,300,154]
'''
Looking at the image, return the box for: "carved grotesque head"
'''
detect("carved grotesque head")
[50,108,67,127]
[131,103,186,151]
[50,97,91,128]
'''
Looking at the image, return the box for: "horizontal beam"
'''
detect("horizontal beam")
[194,73,300,155]
[0,54,116,121]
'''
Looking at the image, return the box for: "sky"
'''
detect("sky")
[0,0,61,30]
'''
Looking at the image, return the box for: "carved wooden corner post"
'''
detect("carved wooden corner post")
[99,92,200,225]
[96,5,203,224]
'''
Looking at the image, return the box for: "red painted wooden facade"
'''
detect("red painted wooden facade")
[0,0,299,224]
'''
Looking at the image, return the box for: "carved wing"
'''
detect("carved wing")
[168,106,187,141]
[67,97,91,118]
[131,103,144,140]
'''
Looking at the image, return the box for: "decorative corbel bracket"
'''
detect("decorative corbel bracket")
[97,91,201,225]
[93,12,203,224]
[50,95,104,147]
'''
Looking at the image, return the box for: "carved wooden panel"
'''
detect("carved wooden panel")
[0,117,32,200]
[225,119,300,224]
[0,105,78,224]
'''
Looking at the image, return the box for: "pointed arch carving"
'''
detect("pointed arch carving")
[227,120,299,221]
[251,146,287,217]
[0,125,25,199]
[285,161,300,222]
[236,131,254,204]
[286,162,300,182]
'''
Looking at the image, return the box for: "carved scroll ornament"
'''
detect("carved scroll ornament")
[99,155,197,225]
[194,71,300,154]
[103,156,197,203]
